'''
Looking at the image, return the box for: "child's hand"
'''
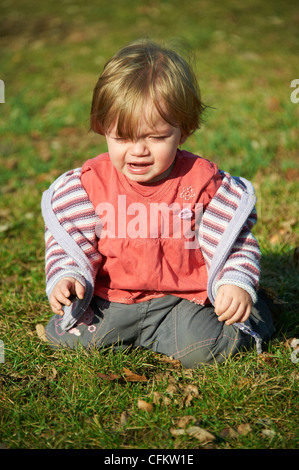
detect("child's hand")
[214,284,252,326]
[49,277,85,315]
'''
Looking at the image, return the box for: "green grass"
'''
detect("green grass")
[0,0,298,450]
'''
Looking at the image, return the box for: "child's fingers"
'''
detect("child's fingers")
[223,303,251,326]
[74,280,85,299]
[55,289,72,306]
[48,278,85,315]
[214,292,233,316]
[49,286,72,315]
[49,297,65,315]
[217,298,242,323]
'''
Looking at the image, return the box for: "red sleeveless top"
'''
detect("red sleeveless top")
[81,150,222,304]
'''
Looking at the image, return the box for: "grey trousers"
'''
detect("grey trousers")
[45,292,274,368]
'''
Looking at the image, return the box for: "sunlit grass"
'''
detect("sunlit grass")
[0,0,298,450]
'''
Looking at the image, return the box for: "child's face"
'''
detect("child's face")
[105,104,184,183]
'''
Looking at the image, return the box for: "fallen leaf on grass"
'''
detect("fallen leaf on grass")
[257,352,276,366]
[183,393,194,407]
[152,391,172,406]
[137,399,153,412]
[289,338,299,349]
[97,368,147,383]
[52,367,58,380]
[291,350,299,364]
[166,384,178,396]
[176,416,197,428]
[219,427,238,439]
[155,354,182,368]
[120,411,130,426]
[184,384,199,396]
[170,425,215,444]
[261,429,276,438]
[97,372,123,381]
[153,372,177,384]
[237,423,252,436]
[186,426,216,443]
[36,324,48,343]
[122,368,147,382]
[170,428,186,437]
[287,339,299,364]
[182,384,200,407]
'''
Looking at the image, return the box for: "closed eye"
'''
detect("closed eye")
[150,135,169,140]
[112,137,129,142]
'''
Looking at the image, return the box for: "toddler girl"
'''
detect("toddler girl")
[41,39,274,367]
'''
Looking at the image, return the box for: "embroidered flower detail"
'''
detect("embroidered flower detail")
[180,186,195,201]
[69,327,81,336]
[191,298,205,305]
[178,208,193,220]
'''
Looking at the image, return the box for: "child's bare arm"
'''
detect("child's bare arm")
[49,277,85,315]
[214,284,252,326]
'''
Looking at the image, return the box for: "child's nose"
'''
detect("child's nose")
[130,140,149,156]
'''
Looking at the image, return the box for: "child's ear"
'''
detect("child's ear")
[179,133,188,145]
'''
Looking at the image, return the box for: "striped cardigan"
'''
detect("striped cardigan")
[41,166,261,333]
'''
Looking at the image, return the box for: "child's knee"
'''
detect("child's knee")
[176,344,227,368]
[175,327,251,368]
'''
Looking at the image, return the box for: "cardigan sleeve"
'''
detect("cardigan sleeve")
[43,169,102,298]
[214,207,260,303]
[199,171,261,304]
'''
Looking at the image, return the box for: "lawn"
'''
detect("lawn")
[0,0,298,451]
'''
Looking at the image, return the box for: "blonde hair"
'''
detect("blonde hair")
[90,39,205,140]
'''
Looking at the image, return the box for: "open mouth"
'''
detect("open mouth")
[129,162,152,167]
[127,162,152,174]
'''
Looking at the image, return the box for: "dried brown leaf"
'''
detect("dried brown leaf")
[184,384,199,396]
[170,428,186,437]
[237,423,252,436]
[261,429,276,438]
[187,426,216,443]
[258,352,276,366]
[97,368,147,383]
[177,416,196,428]
[123,368,147,382]
[36,324,48,343]
[97,372,122,381]
[152,391,163,405]
[152,391,171,406]
[182,369,194,378]
[51,367,58,380]
[153,372,177,384]
[137,399,153,412]
[183,393,194,407]
[219,427,238,439]
[166,384,178,395]
[156,355,182,368]
[289,338,299,349]
[120,411,130,426]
